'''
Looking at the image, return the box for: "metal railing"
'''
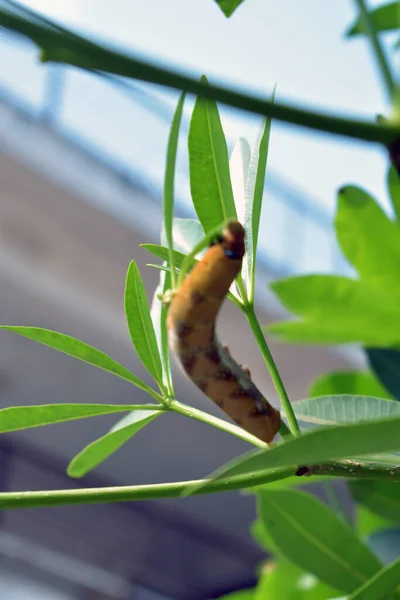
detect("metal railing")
[0,22,347,277]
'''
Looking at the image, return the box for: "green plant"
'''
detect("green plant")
[1,1,400,599]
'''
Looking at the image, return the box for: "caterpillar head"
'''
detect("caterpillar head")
[220,221,245,260]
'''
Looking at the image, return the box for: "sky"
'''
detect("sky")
[16,0,398,215]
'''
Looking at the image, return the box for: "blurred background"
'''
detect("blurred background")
[0,0,395,598]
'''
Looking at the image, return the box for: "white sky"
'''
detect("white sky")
[18,0,398,214]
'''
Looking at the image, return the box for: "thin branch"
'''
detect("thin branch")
[1,460,399,510]
[1,10,399,145]
[354,0,396,102]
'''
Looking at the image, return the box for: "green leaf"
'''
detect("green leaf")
[244,98,275,301]
[258,490,381,594]
[294,395,400,428]
[355,506,394,538]
[0,326,157,397]
[309,371,392,400]
[255,558,338,600]
[250,518,277,554]
[163,91,186,289]
[150,269,173,393]
[349,480,400,522]
[335,186,400,289]
[124,261,163,389]
[67,409,160,477]
[214,0,246,18]
[346,2,400,37]
[367,348,400,401]
[192,416,400,489]
[142,243,197,273]
[346,558,400,600]
[189,75,237,232]
[388,165,400,221]
[0,404,151,433]
[268,275,400,346]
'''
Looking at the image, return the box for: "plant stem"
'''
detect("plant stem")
[1,11,399,145]
[1,460,399,511]
[171,400,268,449]
[354,0,396,102]
[244,304,300,437]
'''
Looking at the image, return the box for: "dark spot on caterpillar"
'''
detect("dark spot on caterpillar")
[215,399,225,409]
[213,368,236,382]
[196,379,209,393]
[181,353,197,374]
[248,406,264,418]
[176,321,193,339]
[296,465,311,477]
[255,400,275,417]
[224,248,243,260]
[205,345,221,363]
[229,385,247,399]
[234,418,242,426]
[191,291,206,304]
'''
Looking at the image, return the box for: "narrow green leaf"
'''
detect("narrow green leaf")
[258,490,381,594]
[150,268,173,393]
[163,91,186,289]
[214,0,246,18]
[124,261,163,389]
[141,244,196,272]
[294,396,400,428]
[349,480,400,522]
[335,186,400,289]
[388,165,400,221]
[309,371,392,400]
[367,348,400,401]
[0,404,154,433]
[346,2,400,37]
[244,96,275,301]
[250,518,277,553]
[67,410,160,477]
[355,506,394,538]
[347,558,400,599]
[189,75,237,232]
[191,416,400,489]
[0,326,156,397]
[268,275,400,346]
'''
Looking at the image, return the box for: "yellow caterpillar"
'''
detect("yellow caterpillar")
[166,221,281,443]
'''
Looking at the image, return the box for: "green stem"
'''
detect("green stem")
[0,468,294,510]
[171,400,268,449]
[1,459,399,511]
[354,0,395,101]
[244,304,300,437]
[1,11,399,145]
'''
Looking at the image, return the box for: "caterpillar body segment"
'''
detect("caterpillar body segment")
[166,221,281,443]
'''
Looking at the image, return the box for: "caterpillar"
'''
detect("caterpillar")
[166,220,281,443]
